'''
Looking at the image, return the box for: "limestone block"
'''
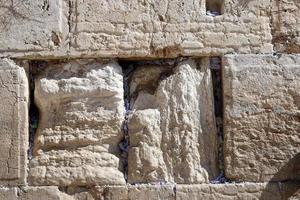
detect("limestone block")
[223,55,300,182]
[176,182,300,200]
[271,0,300,53]
[128,59,218,184]
[0,186,74,200]
[0,0,68,53]
[19,187,73,200]
[69,0,273,57]
[128,185,175,200]
[0,188,17,200]
[0,59,29,186]
[29,60,125,186]
[93,186,128,200]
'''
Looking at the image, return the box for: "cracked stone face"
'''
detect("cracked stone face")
[29,59,126,186]
[0,59,28,186]
[127,58,218,184]
[0,0,68,52]
[223,55,300,182]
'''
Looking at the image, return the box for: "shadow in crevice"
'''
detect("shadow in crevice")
[260,153,300,200]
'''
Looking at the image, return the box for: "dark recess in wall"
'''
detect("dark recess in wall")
[210,57,227,183]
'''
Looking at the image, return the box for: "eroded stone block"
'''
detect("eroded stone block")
[223,55,300,182]
[176,182,300,200]
[128,59,218,184]
[0,0,68,52]
[93,186,128,200]
[128,185,175,200]
[29,60,125,186]
[0,59,29,186]
[69,0,273,57]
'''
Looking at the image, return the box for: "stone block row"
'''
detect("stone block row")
[1,0,293,58]
[0,183,299,200]
[0,55,299,187]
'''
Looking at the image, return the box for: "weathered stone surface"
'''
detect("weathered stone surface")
[0,59,29,186]
[93,186,128,200]
[271,0,300,53]
[0,187,73,200]
[176,182,300,200]
[128,59,218,184]
[0,0,68,54]
[19,187,73,200]
[69,0,272,57]
[29,60,125,186]
[223,55,300,182]
[128,185,175,200]
[0,187,17,200]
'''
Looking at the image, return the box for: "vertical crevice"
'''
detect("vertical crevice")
[28,61,40,160]
[119,61,135,182]
[210,57,228,183]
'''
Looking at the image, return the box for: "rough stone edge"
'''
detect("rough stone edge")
[0,59,29,187]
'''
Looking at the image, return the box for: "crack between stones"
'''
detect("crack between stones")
[28,61,40,160]
[119,61,135,183]
[209,56,228,184]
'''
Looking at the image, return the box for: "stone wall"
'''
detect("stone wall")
[0,0,299,199]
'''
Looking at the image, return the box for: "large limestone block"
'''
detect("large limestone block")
[128,59,218,184]
[223,55,300,182]
[29,60,126,186]
[69,0,272,57]
[0,0,68,54]
[176,182,300,200]
[0,59,29,186]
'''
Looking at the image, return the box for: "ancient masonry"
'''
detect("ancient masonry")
[0,0,299,199]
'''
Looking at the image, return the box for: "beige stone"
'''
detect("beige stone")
[0,0,275,58]
[0,187,17,200]
[176,182,300,200]
[128,59,218,184]
[223,55,300,182]
[271,0,300,53]
[93,186,128,200]
[66,0,273,58]
[0,59,29,186]
[0,187,73,200]
[128,185,175,200]
[19,187,73,200]
[0,0,68,53]
[29,59,126,186]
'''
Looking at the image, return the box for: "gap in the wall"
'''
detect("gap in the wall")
[206,0,224,16]
[28,61,45,160]
[118,60,135,182]
[209,56,227,183]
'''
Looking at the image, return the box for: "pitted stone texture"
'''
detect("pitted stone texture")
[223,55,300,182]
[0,0,68,53]
[0,186,73,200]
[271,0,300,53]
[29,60,125,186]
[69,0,272,58]
[0,59,29,186]
[128,59,218,184]
[128,185,175,200]
[92,186,128,200]
[176,182,300,200]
